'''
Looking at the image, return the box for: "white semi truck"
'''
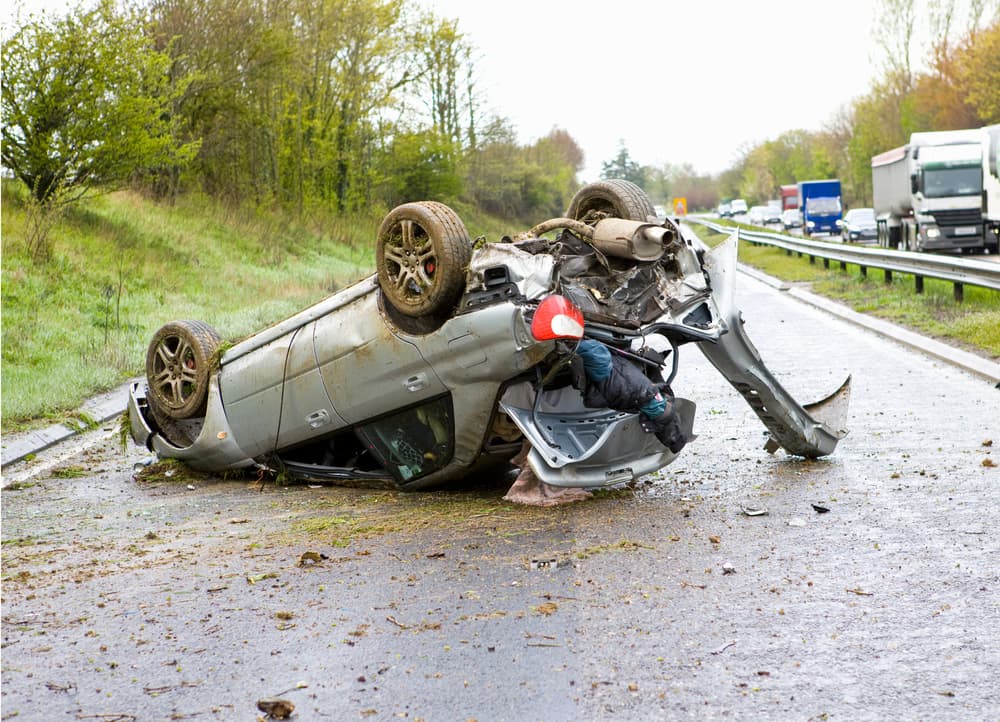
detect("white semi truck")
[871,129,991,254]
[983,124,1000,251]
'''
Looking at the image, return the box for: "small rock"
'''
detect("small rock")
[722,562,737,575]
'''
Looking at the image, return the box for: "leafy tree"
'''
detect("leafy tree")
[413,13,479,149]
[955,21,1000,123]
[377,130,462,206]
[1,0,196,207]
[600,141,646,187]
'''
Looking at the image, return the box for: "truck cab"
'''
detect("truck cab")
[872,129,986,254]
[798,179,843,236]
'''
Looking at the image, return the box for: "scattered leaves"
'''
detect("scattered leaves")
[257,697,295,719]
[247,573,278,584]
[297,551,327,566]
[846,587,873,596]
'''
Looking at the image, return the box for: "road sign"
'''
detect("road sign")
[673,197,687,216]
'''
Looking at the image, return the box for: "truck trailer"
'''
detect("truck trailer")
[797,179,842,236]
[780,184,799,211]
[871,129,987,253]
[983,125,1000,252]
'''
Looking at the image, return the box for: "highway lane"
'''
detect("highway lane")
[2,269,998,721]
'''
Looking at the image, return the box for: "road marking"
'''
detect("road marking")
[1,427,120,488]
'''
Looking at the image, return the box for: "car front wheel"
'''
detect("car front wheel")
[145,320,221,420]
[376,201,472,318]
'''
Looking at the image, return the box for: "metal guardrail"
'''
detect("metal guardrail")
[687,217,1000,301]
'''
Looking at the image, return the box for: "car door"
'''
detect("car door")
[313,290,447,424]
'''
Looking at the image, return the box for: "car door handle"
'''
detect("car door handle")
[403,373,428,392]
[306,409,331,428]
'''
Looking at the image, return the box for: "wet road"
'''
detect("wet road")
[3,272,999,721]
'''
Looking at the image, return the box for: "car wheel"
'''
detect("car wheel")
[145,320,221,420]
[376,201,472,318]
[566,179,656,223]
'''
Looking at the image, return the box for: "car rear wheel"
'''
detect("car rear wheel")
[145,320,220,420]
[566,180,656,224]
[376,201,472,318]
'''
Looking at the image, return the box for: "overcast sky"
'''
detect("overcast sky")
[420,0,890,180]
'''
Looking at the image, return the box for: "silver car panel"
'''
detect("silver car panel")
[696,229,850,457]
[500,382,697,487]
[313,289,449,425]
[139,381,255,471]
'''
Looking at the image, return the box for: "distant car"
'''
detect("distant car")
[762,206,783,226]
[730,199,748,216]
[127,180,849,492]
[717,202,732,218]
[781,209,803,230]
[653,204,667,219]
[747,205,768,225]
[838,207,878,243]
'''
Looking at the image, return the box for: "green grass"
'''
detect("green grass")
[0,183,549,431]
[693,221,1000,358]
[1,183,381,430]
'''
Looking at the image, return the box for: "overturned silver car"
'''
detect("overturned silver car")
[128,180,850,490]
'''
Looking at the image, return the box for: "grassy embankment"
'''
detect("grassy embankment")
[2,184,998,432]
[0,182,512,432]
[696,221,1000,359]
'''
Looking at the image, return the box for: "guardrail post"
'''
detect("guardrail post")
[954,282,964,303]
[860,265,867,278]
[840,261,848,271]
[884,269,893,284]
[823,258,830,269]
[915,276,924,294]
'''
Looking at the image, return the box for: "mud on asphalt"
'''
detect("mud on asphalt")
[3,274,999,721]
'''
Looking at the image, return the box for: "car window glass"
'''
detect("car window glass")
[357,396,454,483]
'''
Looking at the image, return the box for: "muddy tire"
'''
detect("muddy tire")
[145,320,220,420]
[376,201,472,318]
[566,180,656,224]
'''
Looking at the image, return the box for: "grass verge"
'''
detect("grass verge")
[0,183,547,431]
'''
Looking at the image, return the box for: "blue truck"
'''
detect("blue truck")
[797,179,843,236]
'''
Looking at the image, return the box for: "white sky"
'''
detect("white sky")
[420,0,887,180]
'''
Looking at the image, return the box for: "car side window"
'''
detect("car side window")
[357,396,454,482]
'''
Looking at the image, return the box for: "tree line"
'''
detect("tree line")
[2,0,999,236]
[2,0,584,230]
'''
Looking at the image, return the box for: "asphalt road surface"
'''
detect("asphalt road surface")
[3,272,998,722]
